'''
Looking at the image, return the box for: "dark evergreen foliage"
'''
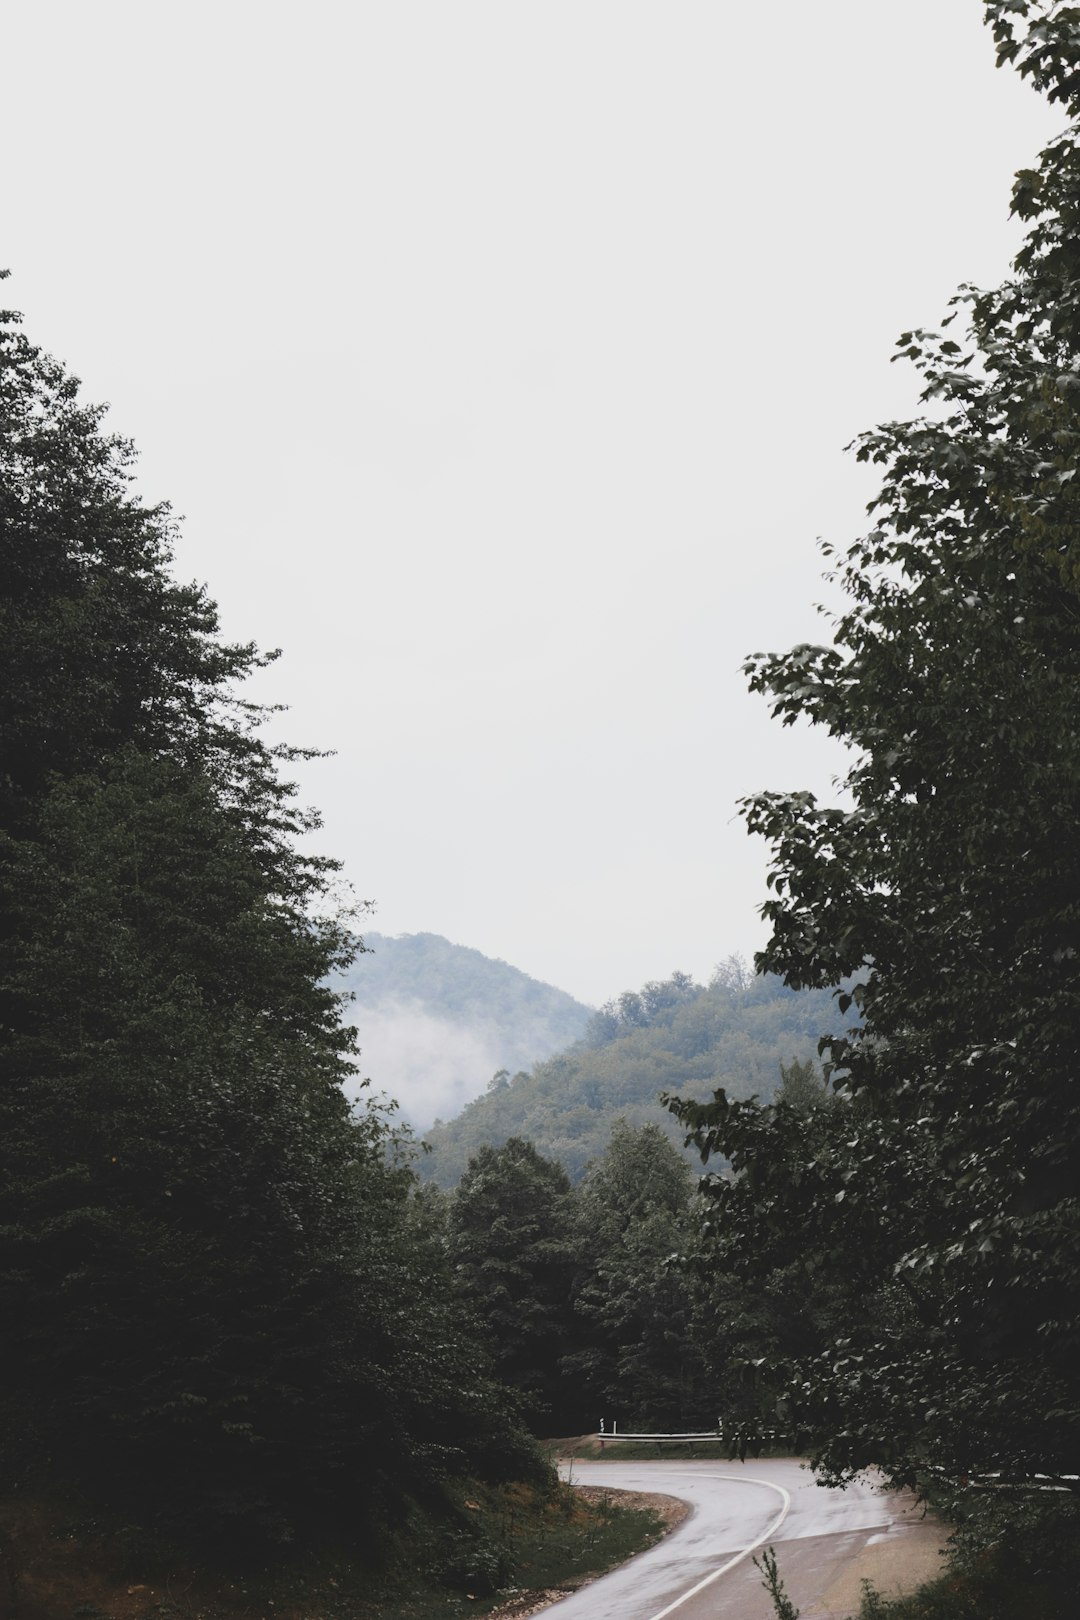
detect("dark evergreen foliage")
[568,1122,710,1429]
[0,283,542,1548]
[445,1123,715,1437]
[447,1138,583,1434]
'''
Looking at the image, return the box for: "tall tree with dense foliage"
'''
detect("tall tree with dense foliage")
[671,2,1080,1495]
[448,1138,583,1430]
[569,1121,709,1428]
[0,280,539,1546]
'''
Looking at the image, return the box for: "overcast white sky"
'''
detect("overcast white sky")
[4,2,1059,1007]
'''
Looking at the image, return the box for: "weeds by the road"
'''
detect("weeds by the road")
[0,1478,667,1620]
[755,1545,800,1620]
[852,1563,1076,1620]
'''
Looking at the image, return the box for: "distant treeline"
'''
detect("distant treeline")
[421,957,850,1185]
[434,1075,836,1439]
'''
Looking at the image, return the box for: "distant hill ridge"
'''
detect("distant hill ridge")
[346,931,592,1032]
[420,959,851,1185]
[336,933,593,1130]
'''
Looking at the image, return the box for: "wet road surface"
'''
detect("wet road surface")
[551,1457,934,1619]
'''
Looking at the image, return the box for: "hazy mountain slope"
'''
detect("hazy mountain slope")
[420,968,848,1185]
[337,933,593,1129]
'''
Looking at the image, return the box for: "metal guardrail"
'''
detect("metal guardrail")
[597,1432,723,1442]
[596,1420,786,1442]
[598,1420,719,1440]
[594,1425,1079,1491]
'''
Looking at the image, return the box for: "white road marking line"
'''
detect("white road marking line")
[645,1473,792,1620]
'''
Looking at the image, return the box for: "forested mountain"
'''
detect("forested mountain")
[337,932,592,1127]
[420,959,847,1185]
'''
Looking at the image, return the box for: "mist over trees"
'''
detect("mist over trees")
[421,960,851,1185]
[336,931,592,1128]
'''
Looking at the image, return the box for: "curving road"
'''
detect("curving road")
[551,1457,941,1620]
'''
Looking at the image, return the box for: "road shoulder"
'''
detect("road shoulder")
[808,1500,948,1619]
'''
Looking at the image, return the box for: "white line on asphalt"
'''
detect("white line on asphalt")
[645,1473,792,1620]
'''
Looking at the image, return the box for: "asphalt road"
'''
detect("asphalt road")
[551,1456,938,1620]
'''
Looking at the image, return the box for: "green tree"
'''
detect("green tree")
[569,1122,708,1429]
[671,2,1080,1495]
[0,283,541,1546]
[448,1138,582,1431]
[775,1057,831,1113]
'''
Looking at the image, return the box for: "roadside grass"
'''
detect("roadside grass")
[492,1481,666,1596]
[362,1482,668,1619]
[554,1435,792,1463]
[343,1478,668,1619]
[0,1476,667,1620]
